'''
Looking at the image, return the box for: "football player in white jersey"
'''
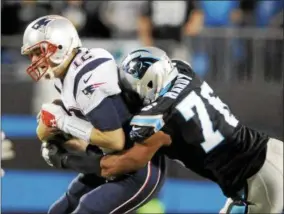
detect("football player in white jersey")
[100,47,284,214]
[21,15,169,214]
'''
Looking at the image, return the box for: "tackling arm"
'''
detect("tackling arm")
[100,131,171,178]
[100,91,175,177]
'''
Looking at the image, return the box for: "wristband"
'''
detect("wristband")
[62,116,93,142]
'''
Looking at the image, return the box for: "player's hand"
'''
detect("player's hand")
[41,142,65,168]
[147,131,172,147]
[100,154,120,179]
[41,103,67,130]
[37,116,60,141]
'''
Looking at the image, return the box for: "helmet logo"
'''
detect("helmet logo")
[124,55,158,79]
[32,17,53,31]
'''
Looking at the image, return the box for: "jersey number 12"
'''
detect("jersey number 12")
[176,82,239,153]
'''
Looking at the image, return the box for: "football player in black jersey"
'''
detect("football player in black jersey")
[100,47,284,213]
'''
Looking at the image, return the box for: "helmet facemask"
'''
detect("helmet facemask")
[23,41,58,81]
[136,76,159,105]
[137,59,175,105]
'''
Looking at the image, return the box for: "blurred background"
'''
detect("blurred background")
[1,0,283,213]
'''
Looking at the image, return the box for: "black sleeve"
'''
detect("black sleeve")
[129,125,155,143]
[129,95,176,142]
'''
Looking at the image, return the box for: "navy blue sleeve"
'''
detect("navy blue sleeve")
[85,95,132,131]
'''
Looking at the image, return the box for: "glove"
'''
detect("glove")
[41,142,66,168]
[41,103,93,142]
[41,103,67,130]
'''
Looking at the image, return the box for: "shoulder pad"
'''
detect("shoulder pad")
[88,48,115,60]
[172,59,195,78]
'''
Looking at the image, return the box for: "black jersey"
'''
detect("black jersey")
[129,59,268,197]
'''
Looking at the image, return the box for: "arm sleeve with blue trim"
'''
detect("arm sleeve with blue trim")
[129,96,175,142]
[86,95,132,131]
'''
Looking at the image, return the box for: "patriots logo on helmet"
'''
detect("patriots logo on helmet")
[82,82,106,97]
[32,18,53,31]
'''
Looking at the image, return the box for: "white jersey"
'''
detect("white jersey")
[54,47,120,118]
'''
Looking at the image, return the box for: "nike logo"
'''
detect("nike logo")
[132,126,141,131]
[83,74,92,84]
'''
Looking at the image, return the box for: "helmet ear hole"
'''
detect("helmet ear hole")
[147,81,153,89]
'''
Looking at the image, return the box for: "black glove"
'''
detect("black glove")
[61,150,103,175]
[41,142,104,176]
[41,142,66,168]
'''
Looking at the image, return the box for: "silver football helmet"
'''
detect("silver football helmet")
[120,47,178,105]
[21,15,82,81]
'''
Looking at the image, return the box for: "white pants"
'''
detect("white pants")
[220,138,284,214]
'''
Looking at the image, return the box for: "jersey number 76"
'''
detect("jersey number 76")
[176,82,239,153]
